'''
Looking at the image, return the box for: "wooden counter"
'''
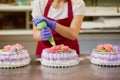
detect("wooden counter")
[0,54,120,80]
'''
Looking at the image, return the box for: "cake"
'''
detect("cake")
[41,44,80,68]
[0,43,31,68]
[90,43,120,67]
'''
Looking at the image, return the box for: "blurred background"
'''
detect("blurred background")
[0,0,120,55]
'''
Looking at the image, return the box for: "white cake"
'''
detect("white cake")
[0,43,31,68]
[41,45,80,68]
[90,43,120,67]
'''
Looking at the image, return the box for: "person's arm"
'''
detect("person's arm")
[33,23,53,41]
[32,0,48,41]
[33,15,84,41]
[33,23,43,41]
[55,15,84,40]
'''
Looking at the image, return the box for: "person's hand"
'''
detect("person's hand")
[40,27,53,41]
[32,16,56,30]
[32,16,44,26]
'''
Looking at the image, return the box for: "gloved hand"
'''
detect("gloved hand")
[40,27,53,41]
[32,16,56,30]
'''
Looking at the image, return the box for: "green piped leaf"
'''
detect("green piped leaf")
[100,49,107,52]
[15,49,19,54]
[68,49,72,52]
[94,49,98,52]
[57,50,64,52]
[111,50,115,52]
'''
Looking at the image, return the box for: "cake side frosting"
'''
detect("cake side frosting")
[41,45,79,67]
[90,43,120,66]
[0,43,31,68]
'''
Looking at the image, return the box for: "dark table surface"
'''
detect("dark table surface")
[0,54,120,80]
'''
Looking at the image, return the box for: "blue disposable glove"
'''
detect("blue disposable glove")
[40,27,53,41]
[32,16,56,30]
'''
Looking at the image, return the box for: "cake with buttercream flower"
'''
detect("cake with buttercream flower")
[41,44,80,67]
[90,43,120,67]
[0,43,31,69]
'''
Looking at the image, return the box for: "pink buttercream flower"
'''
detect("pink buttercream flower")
[96,44,104,52]
[15,43,24,49]
[104,43,113,52]
[10,43,24,53]
[48,45,71,53]
[95,43,114,52]
[104,43,112,48]
[48,47,58,53]
[3,45,12,51]
[3,43,24,53]
[10,46,16,52]
[60,46,70,51]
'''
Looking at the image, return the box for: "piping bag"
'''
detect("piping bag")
[37,21,56,46]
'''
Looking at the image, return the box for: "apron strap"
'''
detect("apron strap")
[68,0,73,21]
[44,0,52,17]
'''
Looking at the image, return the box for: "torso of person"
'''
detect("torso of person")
[32,0,85,57]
